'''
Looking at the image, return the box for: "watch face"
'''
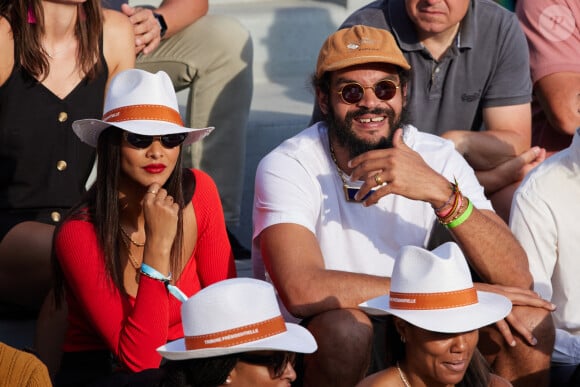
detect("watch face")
[154,13,167,38]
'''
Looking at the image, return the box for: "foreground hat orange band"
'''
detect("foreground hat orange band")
[185,316,286,350]
[389,288,478,310]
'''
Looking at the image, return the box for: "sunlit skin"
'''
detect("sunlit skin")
[227,351,297,387]
[119,134,181,197]
[396,318,479,387]
[118,133,184,296]
[318,63,406,152]
[405,0,469,40]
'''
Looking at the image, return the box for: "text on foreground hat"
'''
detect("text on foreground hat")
[359,242,512,333]
[157,278,317,360]
[72,69,214,147]
[316,25,411,79]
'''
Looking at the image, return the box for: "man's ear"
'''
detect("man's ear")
[316,87,330,116]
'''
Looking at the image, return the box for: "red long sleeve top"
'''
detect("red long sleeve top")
[55,169,236,372]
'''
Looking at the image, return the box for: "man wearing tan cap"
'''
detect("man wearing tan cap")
[252,25,554,387]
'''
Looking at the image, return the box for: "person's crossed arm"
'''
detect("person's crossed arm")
[120,0,208,55]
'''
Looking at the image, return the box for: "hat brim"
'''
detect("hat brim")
[157,323,317,361]
[72,119,214,148]
[359,291,512,333]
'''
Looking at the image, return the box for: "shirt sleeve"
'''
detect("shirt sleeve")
[55,220,171,372]
[516,0,580,83]
[253,150,321,240]
[509,184,557,301]
[482,11,532,108]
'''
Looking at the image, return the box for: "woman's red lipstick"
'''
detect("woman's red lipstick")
[144,164,166,174]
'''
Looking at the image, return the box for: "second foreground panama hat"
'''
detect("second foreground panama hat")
[72,69,214,147]
[157,278,317,360]
[359,242,512,333]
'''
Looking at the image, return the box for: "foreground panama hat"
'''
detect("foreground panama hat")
[359,242,512,333]
[72,69,213,147]
[157,278,317,360]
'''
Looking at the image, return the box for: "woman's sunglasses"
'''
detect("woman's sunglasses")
[336,79,400,104]
[123,132,187,149]
[237,351,296,378]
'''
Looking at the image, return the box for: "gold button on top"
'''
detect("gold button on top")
[58,112,68,122]
[51,211,61,223]
[56,160,67,171]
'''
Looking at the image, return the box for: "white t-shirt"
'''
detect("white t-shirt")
[252,122,492,281]
[510,129,580,365]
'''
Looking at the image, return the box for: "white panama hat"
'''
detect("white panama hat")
[359,242,512,333]
[72,69,214,147]
[157,278,318,360]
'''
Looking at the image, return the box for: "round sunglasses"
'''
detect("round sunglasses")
[336,79,400,104]
[123,132,187,149]
[237,351,296,378]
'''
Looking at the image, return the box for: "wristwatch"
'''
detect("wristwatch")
[153,12,167,38]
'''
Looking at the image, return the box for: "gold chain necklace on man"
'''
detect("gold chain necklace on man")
[120,226,146,247]
[329,142,354,202]
[396,362,411,387]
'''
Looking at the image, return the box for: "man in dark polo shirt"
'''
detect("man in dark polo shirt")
[326,0,553,386]
[102,0,254,259]
[313,0,546,224]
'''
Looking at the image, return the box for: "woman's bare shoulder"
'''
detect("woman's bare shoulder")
[356,367,401,387]
[489,373,513,387]
[102,9,135,78]
[0,16,14,86]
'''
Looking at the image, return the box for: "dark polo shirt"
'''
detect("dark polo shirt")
[102,0,124,10]
[342,0,532,135]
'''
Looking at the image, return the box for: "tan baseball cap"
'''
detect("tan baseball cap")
[316,25,411,78]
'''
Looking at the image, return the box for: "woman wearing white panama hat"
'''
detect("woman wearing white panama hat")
[357,242,513,387]
[51,68,237,386]
[157,278,317,386]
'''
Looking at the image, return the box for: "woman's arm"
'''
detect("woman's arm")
[56,220,171,371]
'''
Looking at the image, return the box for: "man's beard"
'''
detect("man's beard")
[327,104,410,159]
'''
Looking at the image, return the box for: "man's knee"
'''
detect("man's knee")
[480,306,554,387]
[306,308,374,351]
[299,309,373,386]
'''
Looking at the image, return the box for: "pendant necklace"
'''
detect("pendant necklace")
[120,225,146,247]
[119,229,142,283]
[396,362,411,387]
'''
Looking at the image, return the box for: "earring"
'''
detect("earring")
[27,5,37,24]
[400,335,406,343]
[225,377,232,385]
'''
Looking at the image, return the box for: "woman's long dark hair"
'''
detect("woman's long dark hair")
[53,127,187,304]
[0,0,103,80]
[386,316,492,387]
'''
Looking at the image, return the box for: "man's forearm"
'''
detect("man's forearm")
[451,209,532,289]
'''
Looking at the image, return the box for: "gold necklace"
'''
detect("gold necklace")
[396,362,411,387]
[119,231,142,283]
[329,143,356,202]
[120,226,145,247]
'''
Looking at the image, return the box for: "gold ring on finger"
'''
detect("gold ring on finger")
[374,174,384,186]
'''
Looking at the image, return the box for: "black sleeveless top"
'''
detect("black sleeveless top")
[0,37,108,234]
